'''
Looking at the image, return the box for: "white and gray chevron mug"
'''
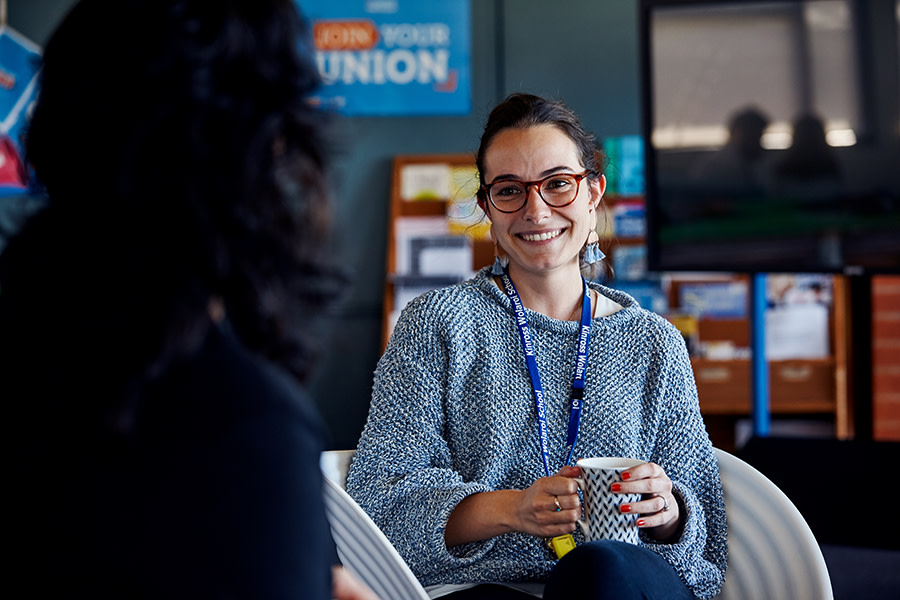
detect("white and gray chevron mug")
[575,457,645,544]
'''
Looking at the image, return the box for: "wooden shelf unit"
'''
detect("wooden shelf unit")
[667,275,852,449]
[601,206,852,446]
[382,154,491,349]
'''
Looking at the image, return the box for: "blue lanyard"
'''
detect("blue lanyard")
[500,272,592,478]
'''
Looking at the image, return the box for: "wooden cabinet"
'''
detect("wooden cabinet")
[674,276,852,450]
[608,248,851,447]
[694,357,837,414]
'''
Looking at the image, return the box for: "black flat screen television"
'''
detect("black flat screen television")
[639,0,900,274]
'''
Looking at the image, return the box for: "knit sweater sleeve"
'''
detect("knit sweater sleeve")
[346,290,496,581]
[638,317,728,599]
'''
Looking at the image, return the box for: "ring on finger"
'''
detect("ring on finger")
[553,496,562,512]
[658,495,670,513]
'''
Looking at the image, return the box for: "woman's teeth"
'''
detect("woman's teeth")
[520,230,562,242]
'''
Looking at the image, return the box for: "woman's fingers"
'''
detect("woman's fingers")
[610,462,682,538]
[616,462,671,495]
[516,476,582,537]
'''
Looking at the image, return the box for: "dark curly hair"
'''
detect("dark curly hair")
[0,0,339,431]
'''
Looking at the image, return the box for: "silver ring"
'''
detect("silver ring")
[554,496,562,512]
[659,495,670,513]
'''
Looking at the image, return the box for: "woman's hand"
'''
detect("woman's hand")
[444,466,582,547]
[513,465,582,538]
[613,462,682,543]
[332,566,380,600]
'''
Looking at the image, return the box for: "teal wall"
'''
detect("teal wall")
[7,0,643,448]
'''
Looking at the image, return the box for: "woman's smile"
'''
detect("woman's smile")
[519,228,565,242]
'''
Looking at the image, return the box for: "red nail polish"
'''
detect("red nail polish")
[636,519,646,527]
[621,472,631,480]
[611,483,622,492]
[620,504,631,513]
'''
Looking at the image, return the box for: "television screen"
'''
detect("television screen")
[639,0,900,274]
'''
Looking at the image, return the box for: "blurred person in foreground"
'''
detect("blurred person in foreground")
[1,1,375,598]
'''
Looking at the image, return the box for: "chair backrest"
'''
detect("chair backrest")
[714,448,833,600]
[320,449,356,489]
[321,451,430,600]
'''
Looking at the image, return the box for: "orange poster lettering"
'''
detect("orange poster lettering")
[313,20,379,51]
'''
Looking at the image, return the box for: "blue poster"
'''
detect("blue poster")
[298,0,470,115]
[0,26,41,194]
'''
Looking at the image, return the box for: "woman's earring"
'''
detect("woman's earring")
[583,229,605,264]
[492,242,509,275]
[583,204,605,265]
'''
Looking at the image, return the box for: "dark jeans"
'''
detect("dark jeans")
[443,540,694,600]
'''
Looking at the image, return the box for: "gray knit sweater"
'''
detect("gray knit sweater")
[348,267,727,599]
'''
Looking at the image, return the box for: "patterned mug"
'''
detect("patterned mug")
[576,457,645,544]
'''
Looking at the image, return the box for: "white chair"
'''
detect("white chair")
[320,449,356,490]
[713,447,833,600]
[321,448,833,600]
[321,452,430,600]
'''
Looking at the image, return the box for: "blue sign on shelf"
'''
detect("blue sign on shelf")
[298,0,470,116]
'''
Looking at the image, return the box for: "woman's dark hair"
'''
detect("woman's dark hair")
[475,92,610,279]
[475,93,605,196]
[0,0,338,431]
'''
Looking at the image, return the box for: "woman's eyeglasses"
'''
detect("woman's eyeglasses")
[482,171,594,213]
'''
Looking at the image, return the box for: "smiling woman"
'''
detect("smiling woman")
[478,124,603,316]
[347,93,728,600]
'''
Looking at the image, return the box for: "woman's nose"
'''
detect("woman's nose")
[521,185,550,222]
